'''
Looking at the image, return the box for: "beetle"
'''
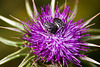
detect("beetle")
[43,18,65,34]
[53,18,65,29]
[43,21,58,34]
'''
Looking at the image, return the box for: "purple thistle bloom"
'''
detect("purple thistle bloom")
[22,3,89,67]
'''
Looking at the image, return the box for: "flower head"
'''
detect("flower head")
[0,0,100,67]
[22,2,89,67]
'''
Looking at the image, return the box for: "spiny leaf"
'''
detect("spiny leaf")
[64,0,68,8]
[0,37,23,47]
[84,35,100,41]
[0,15,24,30]
[82,12,100,28]
[60,3,65,11]
[90,35,100,40]
[67,0,78,22]
[89,28,100,33]
[25,0,33,18]
[85,43,100,47]
[0,47,30,65]
[26,62,31,67]
[72,0,78,18]
[81,58,98,67]
[18,54,35,67]
[51,0,55,17]
[0,26,24,33]
[83,56,100,65]
[32,0,38,17]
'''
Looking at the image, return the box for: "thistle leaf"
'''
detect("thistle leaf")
[59,0,68,12]
[0,47,30,65]
[25,0,33,18]
[51,0,55,17]
[83,56,100,65]
[60,4,65,11]
[32,0,38,17]
[85,35,100,41]
[0,26,24,33]
[18,54,35,67]
[81,58,98,67]
[86,43,100,47]
[82,12,100,28]
[72,0,78,18]
[90,35,100,40]
[64,0,68,8]
[89,28,100,33]
[67,0,78,22]
[0,37,23,47]
[0,15,24,30]
[26,62,31,67]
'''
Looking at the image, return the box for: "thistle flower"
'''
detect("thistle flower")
[22,2,89,67]
[0,0,100,67]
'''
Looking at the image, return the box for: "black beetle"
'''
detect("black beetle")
[53,18,65,29]
[43,18,65,34]
[43,21,58,34]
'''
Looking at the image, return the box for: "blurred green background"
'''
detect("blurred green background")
[0,0,100,67]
